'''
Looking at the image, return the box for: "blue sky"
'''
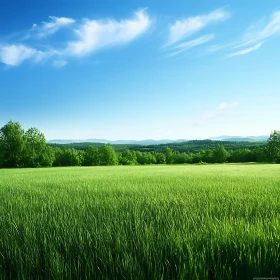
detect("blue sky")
[1,0,280,140]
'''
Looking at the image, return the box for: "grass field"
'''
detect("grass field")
[0,164,280,279]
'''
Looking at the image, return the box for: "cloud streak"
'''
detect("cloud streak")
[195,102,238,125]
[66,10,151,56]
[167,34,214,57]
[163,8,230,57]
[218,102,238,110]
[167,8,230,46]
[52,59,68,68]
[235,11,280,49]
[39,16,76,37]
[227,10,280,57]
[229,41,263,57]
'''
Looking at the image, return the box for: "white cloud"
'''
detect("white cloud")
[66,9,151,56]
[235,11,280,49]
[0,44,55,66]
[227,10,280,57]
[218,102,238,110]
[167,34,214,57]
[52,59,68,68]
[0,10,151,67]
[0,44,37,66]
[167,8,230,45]
[195,102,238,125]
[39,16,76,37]
[229,41,263,57]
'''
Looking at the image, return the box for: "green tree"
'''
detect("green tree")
[0,121,25,167]
[155,152,166,164]
[135,151,144,164]
[267,130,280,163]
[135,151,156,165]
[201,150,214,163]
[252,147,268,163]
[164,147,174,164]
[0,147,3,168]
[228,148,253,163]
[57,148,83,166]
[119,149,137,165]
[212,144,229,163]
[191,152,203,163]
[52,148,63,166]
[39,146,54,167]
[99,144,118,165]
[83,146,100,166]
[23,127,53,167]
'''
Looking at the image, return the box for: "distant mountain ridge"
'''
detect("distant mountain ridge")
[209,135,269,142]
[47,139,187,145]
[47,135,269,145]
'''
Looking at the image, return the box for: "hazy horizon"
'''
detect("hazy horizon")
[46,134,269,142]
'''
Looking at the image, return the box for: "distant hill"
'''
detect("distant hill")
[210,136,269,142]
[47,139,188,145]
[48,135,268,145]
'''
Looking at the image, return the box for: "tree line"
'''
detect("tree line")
[0,121,279,168]
[49,139,266,154]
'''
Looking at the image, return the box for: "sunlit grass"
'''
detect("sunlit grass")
[0,164,280,279]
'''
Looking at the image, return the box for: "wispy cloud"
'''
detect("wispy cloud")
[229,41,263,57]
[195,102,238,125]
[167,8,230,46]
[167,34,214,57]
[0,10,151,67]
[23,16,76,40]
[0,44,47,66]
[235,11,280,49]
[218,102,238,110]
[38,16,76,37]
[66,10,151,56]
[162,8,230,57]
[227,10,280,57]
[52,59,68,68]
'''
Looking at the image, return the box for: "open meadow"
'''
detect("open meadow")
[0,164,280,279]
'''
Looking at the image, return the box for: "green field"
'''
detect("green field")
[0,164,280,279]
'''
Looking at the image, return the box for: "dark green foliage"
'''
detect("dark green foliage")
[267,130,280,163]
[173,151,192,164]
[119,149,137,165]
[160,139,266,153]
[55,148,83,166]
[135,151,156,165]
[228,148,253,163]
[0,121,25,167]
[52,148,64,166]
[201,150,214,163]
[253,147,269,162]
[49,139,266,154]
[37,146,54,167]
[98,144,118,165]
[0,121,53,168]
[191,152,203,163]
[23,128,54,167]
[154,152,166,164]
[212,144,229,163]
[83,146,100,166]
[164,147,174,164]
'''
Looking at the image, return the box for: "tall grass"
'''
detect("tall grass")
[0,164,280,279]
